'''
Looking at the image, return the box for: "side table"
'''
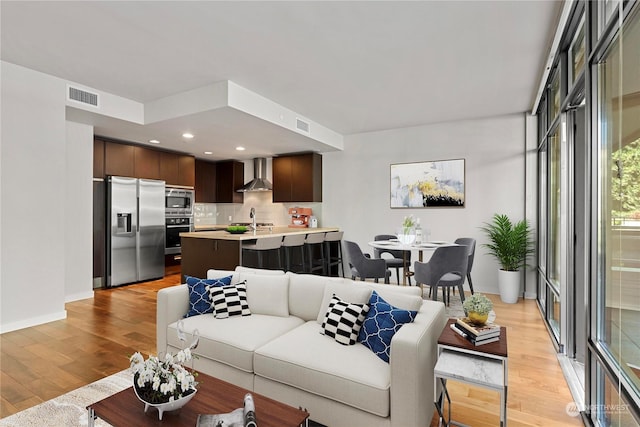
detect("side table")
[434,318,508,427]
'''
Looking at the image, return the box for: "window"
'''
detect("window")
[569,15,586,86]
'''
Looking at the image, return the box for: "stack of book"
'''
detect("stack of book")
[451,317,501,346]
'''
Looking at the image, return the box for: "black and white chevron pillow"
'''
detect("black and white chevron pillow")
[207,281,251,319]
[320,294,369,345]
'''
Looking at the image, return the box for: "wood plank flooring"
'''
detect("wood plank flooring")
[1,269,584,426]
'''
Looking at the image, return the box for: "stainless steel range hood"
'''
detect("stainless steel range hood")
[237,158,272,192]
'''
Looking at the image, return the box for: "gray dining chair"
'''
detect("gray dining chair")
[448,237,476,296]
[345,240,391,284]
[373,234,412,285]
[413,245,468,305]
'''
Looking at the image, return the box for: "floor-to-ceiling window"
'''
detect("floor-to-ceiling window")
[591,1,640,424]
[536,1,639,425]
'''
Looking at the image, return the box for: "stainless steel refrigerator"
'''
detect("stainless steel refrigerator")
[107,176,165,287]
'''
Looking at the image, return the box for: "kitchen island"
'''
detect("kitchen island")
[179,227,339,279]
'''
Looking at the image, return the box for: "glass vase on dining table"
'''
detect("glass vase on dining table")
[396,227,416,245]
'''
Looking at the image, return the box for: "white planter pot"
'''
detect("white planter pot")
[498,269,521,303]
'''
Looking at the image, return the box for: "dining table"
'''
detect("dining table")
[367,239,458,286]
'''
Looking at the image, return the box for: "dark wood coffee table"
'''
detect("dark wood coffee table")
[87,371,309,426]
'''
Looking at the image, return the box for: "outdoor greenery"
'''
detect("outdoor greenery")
[611,138,640,221]
[480,214,535,271]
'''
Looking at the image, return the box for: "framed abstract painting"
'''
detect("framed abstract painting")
[390,159,465,208]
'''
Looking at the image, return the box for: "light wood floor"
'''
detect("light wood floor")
[1,269,584,426]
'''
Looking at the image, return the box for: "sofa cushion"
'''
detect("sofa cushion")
[207,267,284,285]
[184,275,233,318]
[254,321,391,417]
[358,291,418,363]
[168,314,304,373]
[208,282,251,318]
[320,295,369,345]
[242,273,289,317]
[287,273,334,321]
[315,281,372,324]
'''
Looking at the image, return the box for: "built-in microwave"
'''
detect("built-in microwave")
[165,187,194,217]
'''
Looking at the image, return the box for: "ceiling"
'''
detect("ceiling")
[0,1,562,160]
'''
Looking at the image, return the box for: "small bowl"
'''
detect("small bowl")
[226,226,248,234]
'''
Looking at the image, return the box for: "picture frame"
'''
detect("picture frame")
[390,159,465,208]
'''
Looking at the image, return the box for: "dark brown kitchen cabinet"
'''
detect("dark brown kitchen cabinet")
[104,142,134,177]
[134,146,161,180]
[272,153,322,202]
[178,155,195,188]
[93,139,105,178]
[215,161,244,203]
[195,159,217,203]
[159,151,180,184]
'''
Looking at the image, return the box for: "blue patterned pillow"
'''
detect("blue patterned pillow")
[184,275,232,318]
[357,291,417,363]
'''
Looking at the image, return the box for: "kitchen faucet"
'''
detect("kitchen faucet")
[250,207,256,230]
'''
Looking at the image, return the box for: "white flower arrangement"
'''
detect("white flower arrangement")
[129,348,198,404]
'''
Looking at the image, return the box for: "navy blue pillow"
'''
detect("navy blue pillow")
[184,275,232,318]
[357,291,417,363]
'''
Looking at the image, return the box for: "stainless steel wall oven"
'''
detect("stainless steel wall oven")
[165,216,192,255]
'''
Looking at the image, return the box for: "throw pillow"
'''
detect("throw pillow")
[358,291,418,363]
[184,275,232,318]
[208,281,251,319]
[320,294,369,345]
[244,274,290,317]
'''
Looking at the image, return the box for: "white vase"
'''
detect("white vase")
[498,269,521,303]
[397,227,416,245]
[134,385,197,421]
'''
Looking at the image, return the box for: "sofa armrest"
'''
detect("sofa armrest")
[156,284,189,355]
[389,299,447,427]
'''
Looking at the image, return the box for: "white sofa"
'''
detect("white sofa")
[157,267,447,427]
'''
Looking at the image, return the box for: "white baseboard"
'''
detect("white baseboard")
[0,310,67,334]
[65,291,95,303]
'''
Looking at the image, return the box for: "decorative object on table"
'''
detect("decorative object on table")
[390,159,465,208]
[196,392,257,427]
[129,321,200,420]
[397,215,416,244]
[480,213,535,303]
[226,225,248,234]
[461,293,493,325]
[453,317,501,345]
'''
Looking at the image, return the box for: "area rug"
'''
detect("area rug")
[0,370,132,427]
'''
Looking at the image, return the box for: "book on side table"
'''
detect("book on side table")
[452,317,502,346]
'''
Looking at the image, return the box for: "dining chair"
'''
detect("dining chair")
[242,236,284,270]
[344,240,390,284]
[413,245,468,305]
[373,234,412,285]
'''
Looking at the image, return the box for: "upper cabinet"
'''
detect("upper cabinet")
[272,153,322,202]
[104,141,135,177]
[195,159,217,203]
[96,138,195,187]
[215,160,244,203]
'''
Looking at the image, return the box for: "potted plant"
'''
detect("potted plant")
[462,293,493,325]
[480,213,535,303]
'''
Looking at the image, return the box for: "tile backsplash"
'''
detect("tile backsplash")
[194,192,322,227]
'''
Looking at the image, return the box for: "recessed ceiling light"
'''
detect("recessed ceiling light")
[182,133,194,139]
[149,139,160,144]
[204,151,213,155]
[236,146,246,151]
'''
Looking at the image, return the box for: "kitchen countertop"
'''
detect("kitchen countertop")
[181,226,338,241]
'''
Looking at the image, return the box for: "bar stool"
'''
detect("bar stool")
[323,231,344,277]
[304,233,326,275]
[242,236,283,270]
[281,234,306,273]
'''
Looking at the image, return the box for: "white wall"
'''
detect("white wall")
[322,114,527,295]
[65,121,94,302]
[0,61,94,332]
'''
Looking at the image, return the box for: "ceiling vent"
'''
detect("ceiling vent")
[296,118,310,134]
[67,85,99,107]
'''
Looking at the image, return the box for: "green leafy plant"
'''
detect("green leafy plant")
[462,293,493,316]
[480,213,535,271]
